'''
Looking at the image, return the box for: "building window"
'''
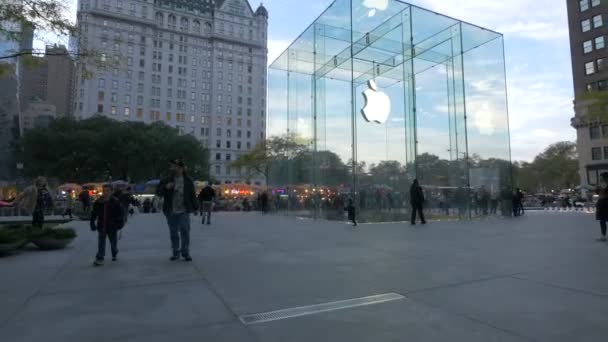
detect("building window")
[598,58,607,71]
[216,140,221,148]
[604,147,608,160]
[586,61,596,75]
[581,0,590,11]
[226,141,231,148]
[98,91,105,101]
[596,36,605,49]
[591,126,601,139]
[593,147,602,160]
[124,107,131,116]
[584,40,593,54]
[98,78,105,88]
[215,165,221,175]
[111,106,117,115]
[226,154,231,161]
[216,153,221,161]
[217,128,222,136]
[592,0,601,6]
[599,80,608,91]
[582,19,592,32]
[594,15,604,29]
[98,104,104,113]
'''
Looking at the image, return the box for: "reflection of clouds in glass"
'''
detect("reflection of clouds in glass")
[363,0,389,17]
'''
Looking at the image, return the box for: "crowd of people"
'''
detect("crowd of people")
[5,160,608,265]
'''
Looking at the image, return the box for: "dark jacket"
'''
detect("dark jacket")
[344,203,356,220]
[410,184,425,206]
[157,175,198,215]
[34,187,53,212]
[198,186,216,202]
[90,196,124,232]
[597,185,608,220]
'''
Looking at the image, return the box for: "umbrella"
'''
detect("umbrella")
[146,179,161,186]
[111,180,129,187]
[58,183,82,192]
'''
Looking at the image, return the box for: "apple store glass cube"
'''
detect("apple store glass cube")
[267,0,512,222]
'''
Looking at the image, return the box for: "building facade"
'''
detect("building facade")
[20,45,74,118]
[74,0,268,184]
[268,0,512,222]
[568,0,608,188]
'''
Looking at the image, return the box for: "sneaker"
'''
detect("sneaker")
[112,255,117,261]
[183,255,193,262]
[596,236,607,242]
[93,259,104,266]
[170,255,179,261]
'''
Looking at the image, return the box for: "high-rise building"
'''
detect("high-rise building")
[20,45,74,117]
[74,0,269,184]
[568,0,608,188]
[0,16,34,180]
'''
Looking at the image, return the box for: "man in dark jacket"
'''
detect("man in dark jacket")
[90,184,124,266]
[410,179,426,225]
[157,159,198,261]
[197,182,216,225]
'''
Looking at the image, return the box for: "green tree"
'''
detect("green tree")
[0,0,106,77]
[15,117,209,183]
[231,134,307,183]
[516,141,579,192]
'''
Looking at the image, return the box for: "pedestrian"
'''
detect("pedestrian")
[63,192,74,220]
[156,159,198,261]
[90,183,124,266]
[79,189,91,213]
[143,198,152,213]
[410,179,426,225]
[596,172,608,241]
[515,188,525,216]
[260,191,269,213]
[14,177,53,228]
[198,182,216,225]
[344,198,357,226]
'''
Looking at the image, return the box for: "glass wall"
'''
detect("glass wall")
[267,0,512,222]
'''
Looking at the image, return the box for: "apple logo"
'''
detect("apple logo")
[363,0,389,17]
[361,80,391,124]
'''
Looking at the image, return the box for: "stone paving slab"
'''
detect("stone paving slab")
[0,212,607,341]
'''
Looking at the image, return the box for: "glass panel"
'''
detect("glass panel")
[462,32,512,216]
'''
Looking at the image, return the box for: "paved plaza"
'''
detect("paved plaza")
[1,211,607,342]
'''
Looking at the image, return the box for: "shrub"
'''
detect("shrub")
[0,228,28,244]
[29,227,77,240]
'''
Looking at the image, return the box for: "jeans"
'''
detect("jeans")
[411,204,426,224]
[32,210,44,228]
[166,213,191,257]
[97,229,118,260]
[201,201,212,224]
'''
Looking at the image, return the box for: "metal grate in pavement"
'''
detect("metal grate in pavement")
[239,292,405,325]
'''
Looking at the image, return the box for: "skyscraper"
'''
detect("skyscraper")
[74,0,268,184]
[567,0,608,188]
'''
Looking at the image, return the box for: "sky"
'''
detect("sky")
[46,0,576,162]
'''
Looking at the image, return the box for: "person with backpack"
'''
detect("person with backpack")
[410,179,426,225]
[14,177,53,228]
[90,183,124,266]
[157,159,198,261]
[198,182,216,225]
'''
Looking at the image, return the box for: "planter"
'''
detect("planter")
[28,227,77,250]
[31,237,74,250]
[0,240,27,255]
